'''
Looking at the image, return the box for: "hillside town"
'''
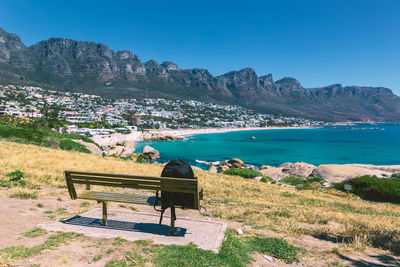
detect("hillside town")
[0,84,324,136]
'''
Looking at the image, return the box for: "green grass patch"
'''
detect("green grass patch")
[105,251,145,267]
[1,232,80,259]
[244,235,304,264]
[334,175,400,204]
[150,230,303,266]
[112,237,127,246]
[224,168,262,179]
[22,227,47,238]
[80,201,90,208]
[93,254,103,262]
[56,208,67,215]
[9,190,38,199]
[280,176,324,190]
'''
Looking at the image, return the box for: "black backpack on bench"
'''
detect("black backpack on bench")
[154,160,196,225]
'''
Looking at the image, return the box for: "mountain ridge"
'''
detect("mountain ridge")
[0,27,399,121]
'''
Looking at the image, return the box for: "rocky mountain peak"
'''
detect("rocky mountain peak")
[275,77,304,93]
[0,26,398,121]
[161,61,179,71]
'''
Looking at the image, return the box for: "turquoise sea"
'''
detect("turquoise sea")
[135,124,400,169]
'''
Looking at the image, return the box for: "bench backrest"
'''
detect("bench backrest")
[64,170,200,209]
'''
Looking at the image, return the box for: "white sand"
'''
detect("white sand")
[149,126,312,138]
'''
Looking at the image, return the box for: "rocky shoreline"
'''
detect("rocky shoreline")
[207,159,400,184]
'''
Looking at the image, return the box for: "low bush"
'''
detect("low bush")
[260,176,272,183]
[335,175,400,204]
[59,139,91,153]
[1,170,26,187]
[224,168,262,179]
[280,176,305,186]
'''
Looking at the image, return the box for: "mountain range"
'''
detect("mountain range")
[0,27,399,121]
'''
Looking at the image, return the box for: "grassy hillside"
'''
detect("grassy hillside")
[0,118,97,153]
[1,140,400,266]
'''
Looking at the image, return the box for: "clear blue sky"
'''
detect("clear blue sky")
[1,0,399,94]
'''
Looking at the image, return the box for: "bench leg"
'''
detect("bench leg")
[102,201,107,226]
[170,206,176,235]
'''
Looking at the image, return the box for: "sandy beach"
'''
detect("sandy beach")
[147,126,313,138]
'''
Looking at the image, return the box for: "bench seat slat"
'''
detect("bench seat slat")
[70,180,160,191]
[68,175,162,185]
[78,191,159,206]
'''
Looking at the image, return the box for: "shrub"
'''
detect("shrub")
[224,168,262,179]
[334,175,400,204]
[6,170,24,182]
[260,176,272,183]
[40,136,59,148]
[59,139,91,153]
[136,156,146,163]
[280,176,305,186]
[1,170,26,187]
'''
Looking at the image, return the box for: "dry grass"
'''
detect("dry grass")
[1,140,400,254]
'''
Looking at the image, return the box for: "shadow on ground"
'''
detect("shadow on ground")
[338,253,400,267]
[62,215,187,237]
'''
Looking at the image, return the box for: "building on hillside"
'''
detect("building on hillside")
[0,105,6,116]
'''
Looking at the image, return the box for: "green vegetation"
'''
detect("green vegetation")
[0,232,80,259]
[9,190,38,199]
[80,201,90,208]
[280,176,324,190]
[112,237,127,246]
[103,231,303,267]
[151,230,303,266]
[244,235,304,264]
[224,168,262,179]
[93,254,103,262]
[105,250,146,267]
[59,139,91,153]
[1,170,26,187]
[334,175,400,204]
[0,116,98,153]
[260,176,272,183]
[23,228,47,238]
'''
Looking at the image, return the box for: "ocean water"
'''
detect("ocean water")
[135,124,400,169]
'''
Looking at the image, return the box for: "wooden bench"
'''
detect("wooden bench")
[64,170,202,234]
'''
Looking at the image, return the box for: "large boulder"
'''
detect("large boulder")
[141,145,160,159]
[279,162,316,177]
[392,173,400,178]
[310,164,393,184]
[228,158,244,169]
[259,167,288,180]
[119,139,135,158]
[208,165,218,173]
[228,158,244,166]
